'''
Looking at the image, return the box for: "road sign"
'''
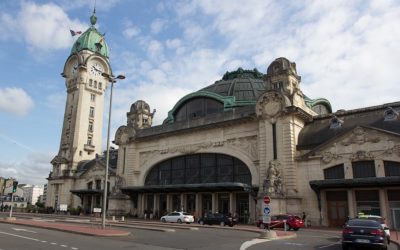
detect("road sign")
[263,206,271,215]
[262,203,272,224]
[263,196,271,204]
[263,214,271,224]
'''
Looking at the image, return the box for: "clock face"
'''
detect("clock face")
[71,61,78,76]
[90,62,103,76]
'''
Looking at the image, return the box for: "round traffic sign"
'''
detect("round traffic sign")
[263,196,271,204]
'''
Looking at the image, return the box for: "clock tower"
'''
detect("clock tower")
[47,11,113,209]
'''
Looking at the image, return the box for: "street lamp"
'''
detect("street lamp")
[101,73,125,229]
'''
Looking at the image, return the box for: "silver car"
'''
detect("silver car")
[160,212,194,224]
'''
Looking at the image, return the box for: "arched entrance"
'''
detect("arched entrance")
[122,153,258,223]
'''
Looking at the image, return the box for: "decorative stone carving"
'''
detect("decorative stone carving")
[351,150,374,161]
[115,125,135,145]
[256,92,283,119]
[114,175,125,193]
[226,136,258,160]
[266,160,283,196]
[341,126,380,146]
[383,144,400,156]
[321,151,341,164]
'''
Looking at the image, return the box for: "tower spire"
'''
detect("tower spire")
[90,2,97,26]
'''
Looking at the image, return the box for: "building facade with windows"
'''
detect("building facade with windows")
[108,58,399,228]
[45,15,399,228]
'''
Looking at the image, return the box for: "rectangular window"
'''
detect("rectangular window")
[324,164,345,179]
[89,107,95,117]
[87,181,93,190]
[88,121,93,132]
[90,94,95,102]
[384,161,400,176]
[89,79,93,87]
[98,82,102,90]
[352,161,376,178]
[95,179,101,190]
[94,81,97,88]
[87,137,92,145]
[355,190,380,215]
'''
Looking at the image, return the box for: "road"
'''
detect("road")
[0,213,398,250]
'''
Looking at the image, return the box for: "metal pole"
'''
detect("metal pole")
[102,80,114,229]
[9,193,14,218]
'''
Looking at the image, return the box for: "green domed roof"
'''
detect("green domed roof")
[70,12,109,58]
[200,68,266,105]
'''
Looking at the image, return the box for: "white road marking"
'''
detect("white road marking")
[41,240,47,243]
[0,231,40,241]
[240,238,271,250]
[284,242,306,246]
[12,227,37,233]
[71,247,79,250]
[60,245,68,247]
[51,242,57,245]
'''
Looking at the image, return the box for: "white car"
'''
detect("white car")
[357,214,390,243]
[160,212,194,224]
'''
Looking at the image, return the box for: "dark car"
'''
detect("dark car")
[256,214,304,231]
[198,213,235,227]
[342,219,389,250]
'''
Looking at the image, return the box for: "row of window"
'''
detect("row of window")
[87,180,102,190]
[88,79,102,90]
[145,153,252,186]
[324,160,400,179]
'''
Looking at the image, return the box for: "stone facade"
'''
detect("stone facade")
[47,27,400,228]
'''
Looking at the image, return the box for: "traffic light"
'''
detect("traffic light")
[12,181,18,193]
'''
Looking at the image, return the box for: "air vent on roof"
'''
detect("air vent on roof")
[384,107,399,121]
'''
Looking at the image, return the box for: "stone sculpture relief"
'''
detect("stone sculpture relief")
[266,160,283,196]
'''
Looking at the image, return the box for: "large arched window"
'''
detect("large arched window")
[145,153,251,186]
[174,98,223,122]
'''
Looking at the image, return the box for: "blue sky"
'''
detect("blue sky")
[0,0,399,185]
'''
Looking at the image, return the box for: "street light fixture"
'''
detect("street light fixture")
[101,72,125,229]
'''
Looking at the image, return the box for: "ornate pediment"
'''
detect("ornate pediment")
[341,126,380,146]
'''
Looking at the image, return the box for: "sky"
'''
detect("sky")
[0,0,399,186]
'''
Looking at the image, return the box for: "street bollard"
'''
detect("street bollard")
[284,220,287,231]
[121,216,125,221]
[112,216,115,221]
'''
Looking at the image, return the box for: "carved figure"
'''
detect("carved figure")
[267,161,283,195]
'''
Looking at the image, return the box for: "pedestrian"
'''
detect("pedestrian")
[302,212,306,221]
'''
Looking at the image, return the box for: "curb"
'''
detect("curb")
[0,219,130,237]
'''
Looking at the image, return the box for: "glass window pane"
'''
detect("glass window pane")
[324,164,345,179]
[352,161,375,178]
[384,161,400,176]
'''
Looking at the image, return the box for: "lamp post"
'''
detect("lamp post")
[101,73,125,229]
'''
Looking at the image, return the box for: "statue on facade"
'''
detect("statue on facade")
[266,160,283,196]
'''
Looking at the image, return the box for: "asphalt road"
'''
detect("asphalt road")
[246,229,398,250]
[0,213,398,250]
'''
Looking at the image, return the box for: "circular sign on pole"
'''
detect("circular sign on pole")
[263,196,271,204]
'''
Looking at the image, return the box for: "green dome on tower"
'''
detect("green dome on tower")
[70,11,109,58]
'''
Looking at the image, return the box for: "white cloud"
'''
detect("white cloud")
[0,153,52,185]
[150,18,167,34]
[0,87,34,117]
[0,2,86,52]
[123,21,140,39]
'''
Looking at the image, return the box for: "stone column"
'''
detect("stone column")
[347,189,355,218]
[139,194,145,217]
[181,193,185,211]
[379,189,388,219]
[248,194,255,224]
[166,194,171,213]
[229,192,235,214]
[195,193,201,219]
[212,193,217,213]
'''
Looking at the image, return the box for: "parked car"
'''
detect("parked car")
[342,219,389,250]
[198,213,236,227]
[256,214,304,231]
[357,214,390,243]
[160,211,194,224]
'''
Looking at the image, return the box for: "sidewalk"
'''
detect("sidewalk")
[0,217,130,237]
